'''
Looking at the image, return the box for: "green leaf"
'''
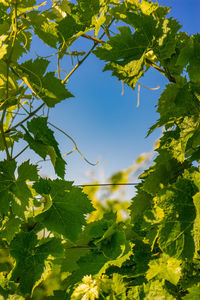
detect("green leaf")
[58,14,86,42]
[4,161,39,217]
[58,0,100,42]
[130,280,175,299]
[17,160,38,182]
[159,116,200,163]
[94,24,146,60]
[177,34,200,83]
[10,231,64,294]
[100,231,129,259]
[61,244,90,274]
[155,18,182,60]
[157,172,197,259]
[46,290,67,300]
[94,27,147,89]
[146,254,182,285]
[17,0,46,15]
[0,61,18,101]
[34,20,58,49]
[73,251,109,282]
[183,286,200,300]
[0,274,17,298]
[10,179,33,217]
[141,150,190,196]
[0,216,21,243]
[0,34,8,59]
[0,160,16,215]
[23,117,66,178]
[148,81,197,135]
[18,58,50,95]
[33,179,94,242]
[40,72,74,107]
[20,58,50,79]
[193,192,200,254]
[130,190,152,225]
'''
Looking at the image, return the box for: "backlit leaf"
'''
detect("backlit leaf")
[34,179,94,242]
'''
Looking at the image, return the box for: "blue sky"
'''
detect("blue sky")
[17,0,200,192]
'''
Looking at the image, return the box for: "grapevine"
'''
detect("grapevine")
[0,0,199,299]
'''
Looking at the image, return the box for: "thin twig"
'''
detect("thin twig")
[57,54,61,80]
[62,18,114,84]
[5,103,45,134]
[81,33,106,44]
[101,24,110,38]
[34,31,66,59]
[145,58,176,83]
[12,145,29,160]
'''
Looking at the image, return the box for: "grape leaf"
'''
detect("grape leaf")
[23,117,66,178]
[40,72,74,107]
[159,116,200,163]
[177,34,200,83]
[183,286,200,300]
[34,19,58,48]
[157,174,197,259]
[20,58,49,79]
[94,26,149,89]
[18,60,73,107]
[61,245,90,274]
[147,81,197,135]
[146,254,181,285]
[0,216,21,243]
[11,161,38,217]
[193,192,200,255]
[10,231,64,294]
[17,160,38,182]
[130,189,152,224]
[58,0,100,42]
[46,290,67,300]
[58,14,86,42]
[73,251,109,283]
[0,160,16,215]
[141,280,175,299]
[141,150,190,196]
[155,18,182,60]
[33,179,94,242]
[0,160,38,217]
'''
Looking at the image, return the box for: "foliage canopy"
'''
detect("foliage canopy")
[0,0,199,299]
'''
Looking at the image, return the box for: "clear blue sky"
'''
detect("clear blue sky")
[18,0,200,191]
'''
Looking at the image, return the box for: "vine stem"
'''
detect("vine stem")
[5,19,115,162]
[6,20,114,135]
[81,35,176,83]
[12,145,29,160]
[0,109,11,159]
[0,2,18,160]
[145,58,176,83]
[6,103,45,134]
[62,18,114,84]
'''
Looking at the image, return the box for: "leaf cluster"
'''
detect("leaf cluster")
[0,0,199,299]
